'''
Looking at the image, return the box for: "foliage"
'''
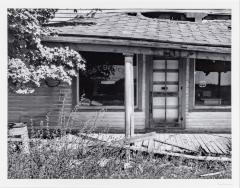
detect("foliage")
[8,9,85,94]
[8,130,232,179]
[8,119,231,179]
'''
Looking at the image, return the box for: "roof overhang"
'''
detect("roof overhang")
[42,35,231,61]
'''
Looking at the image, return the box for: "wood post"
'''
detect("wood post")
[124,54,135,139]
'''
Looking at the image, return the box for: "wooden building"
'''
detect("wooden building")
[8,11,231,133]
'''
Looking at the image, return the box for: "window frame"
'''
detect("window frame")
[188,58,231,112]
[75,53,143,111]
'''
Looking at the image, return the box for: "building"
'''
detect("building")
[8,10,231,133]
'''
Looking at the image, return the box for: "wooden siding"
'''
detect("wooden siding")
[8,54,147,132]
[8,54,231,132]
[69,54,147,131]
[70,112,145,131]
[184,58,231,131]
[8,83,73,122]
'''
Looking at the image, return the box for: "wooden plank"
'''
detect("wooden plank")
[137,54,143,111]
[209,135,226,154]
[187,134,203,152]
[181,134,196,151]
[153,81,178,85]
[201,134,221,154]
[147,139,155,153]
[124,54,135,138]
[213,136,230,154]
[175,134,185,148]
[208,135,225,154]
[154,134,164,151]
[144,55,151,128]
[212,134,231,139]
[127,145,231,162]
[142,139,149,148]
[162,134,173,151]
[113,132,157,145]
[153,105,178,109]
[188,58,195,111]
[169,134,180,152]
[154,136,197,153]
[196,134,214,154]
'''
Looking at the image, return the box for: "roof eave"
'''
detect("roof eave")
[42,35,231,54]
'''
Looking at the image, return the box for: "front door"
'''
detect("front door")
[150,58,183,128]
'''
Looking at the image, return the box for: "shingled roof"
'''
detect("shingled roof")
[49,13,231,47]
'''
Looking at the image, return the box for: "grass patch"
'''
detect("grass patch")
[8,129,231,179]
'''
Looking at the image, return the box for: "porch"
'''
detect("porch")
[81,133,231,158]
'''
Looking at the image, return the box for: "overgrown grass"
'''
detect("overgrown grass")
[8,95,231,179]
[8,128,231,179]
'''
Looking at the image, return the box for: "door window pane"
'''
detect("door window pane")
[195,59,231,106]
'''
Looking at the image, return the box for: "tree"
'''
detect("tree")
[8,9,85,94]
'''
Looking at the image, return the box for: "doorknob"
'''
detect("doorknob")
[161,86,168,90]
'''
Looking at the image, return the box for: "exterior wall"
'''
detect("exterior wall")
[70,112,145,131]
[69,54,147,132]
[8,55,147,132]
[184,58,231,132]
[8,54,231,132]
[8,83,73,123]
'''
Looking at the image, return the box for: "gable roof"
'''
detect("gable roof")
[49,12,231,48]
[50,9,231,23]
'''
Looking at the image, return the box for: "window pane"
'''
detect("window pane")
[194,59,231,106]
[79,52,137,106]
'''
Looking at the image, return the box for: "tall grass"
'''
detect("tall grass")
[8,122,232,179]
[8,94,231,179]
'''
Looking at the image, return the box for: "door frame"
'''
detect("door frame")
[148,57,185,129]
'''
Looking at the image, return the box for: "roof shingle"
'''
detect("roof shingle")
[51,13,231,47]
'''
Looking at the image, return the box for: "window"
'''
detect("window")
[194,59,231,107]
[78,52,137,107]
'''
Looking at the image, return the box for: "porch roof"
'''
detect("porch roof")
[48,12,231,48]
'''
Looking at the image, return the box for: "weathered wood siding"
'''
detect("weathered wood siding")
[69,54,147,131]
[8,55,147,131]
[8,83,73,122]
[70,111,145,131]
[184,58,231,131]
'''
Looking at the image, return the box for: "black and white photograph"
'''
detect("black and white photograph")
[1,0,240,187]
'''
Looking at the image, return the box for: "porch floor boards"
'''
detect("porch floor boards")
[86,133,231,156]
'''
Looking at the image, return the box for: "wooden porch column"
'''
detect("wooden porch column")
[124,54,134,138]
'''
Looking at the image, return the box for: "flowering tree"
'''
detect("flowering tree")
[8,9,85,94]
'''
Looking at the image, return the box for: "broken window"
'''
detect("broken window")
[194,59,231,106]
[78,52,137,107]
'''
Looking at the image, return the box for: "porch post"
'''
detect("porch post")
[124,54,134,138]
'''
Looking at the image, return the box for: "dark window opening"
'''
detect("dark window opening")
[141,12,195,21]
[194,59,231,106]
[78,52,137,107]
[203,14,231,21]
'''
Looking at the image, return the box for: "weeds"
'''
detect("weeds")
[8,94,232,179]
[8,126,232,179]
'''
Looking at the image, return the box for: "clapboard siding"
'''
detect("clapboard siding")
[8,54,147,131]
[70,112,145,130]
[8,83,72,122]
[184,58,231,131]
